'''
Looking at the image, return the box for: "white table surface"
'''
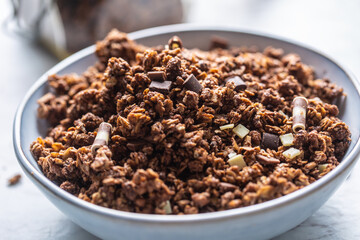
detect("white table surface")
[1,0,360,239]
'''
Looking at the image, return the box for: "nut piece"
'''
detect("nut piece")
[282,147,301,159]
[280,133,294,147]
[168,36,183,50]
[292,96,308,133]
[91,122,112,155]
[220,124,235,130]
[232,124,250,139]
[228,154,247,170]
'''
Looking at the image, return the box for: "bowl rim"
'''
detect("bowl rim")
[13,23,360,223]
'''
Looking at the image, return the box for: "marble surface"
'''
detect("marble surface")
[1,0,360,239]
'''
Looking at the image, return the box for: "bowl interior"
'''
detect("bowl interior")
[19,27,360,190]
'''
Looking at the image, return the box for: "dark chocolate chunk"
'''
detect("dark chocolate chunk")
[261,133,280,150]
[225,76,247,91]
[168,36,183,50]
[148,71,166,82]
[149,80,172,94]
[210,36,229,50]
[183,74,203,94]
[256,154,280,165]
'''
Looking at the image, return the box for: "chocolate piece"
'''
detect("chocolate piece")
[183,74,203,94]
[228,154,247,169]
[256,154,280,165]
[318,164,328,173]
[160,200,172,214]
[168,36,183,50]
[210,36,229,50]
[283,147,301,159]
[279,133,294,146]
[233,123,250,138]
[292,96,308,133]
[148,71,166,82]
[225,76,247,91]
[149,80,172,94]
[261,133,280,150]
[91,122,112,155]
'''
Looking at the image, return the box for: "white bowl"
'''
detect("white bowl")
[13,24,360,240]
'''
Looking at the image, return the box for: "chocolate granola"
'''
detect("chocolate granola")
[30,30,351,214]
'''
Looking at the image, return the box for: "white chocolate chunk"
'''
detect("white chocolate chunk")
[232,124,249,138]
[220,124,235,130]
[163,200,172,214]
[228,154,247,170]
[280,133,294,147]
[278,110,289,119]
[318,164,329,173]
[228,152,237,159]
[282,147,301,159]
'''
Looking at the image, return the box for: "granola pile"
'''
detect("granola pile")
[30,30,351,214]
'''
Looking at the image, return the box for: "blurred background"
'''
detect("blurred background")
[1,0,359,239]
